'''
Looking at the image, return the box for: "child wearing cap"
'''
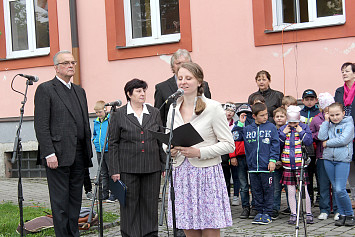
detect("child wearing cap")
[279,105,314,225]
[221,102,241,206]
[310,93,338,221]
[301,89,320,207]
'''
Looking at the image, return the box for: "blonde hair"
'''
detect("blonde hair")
[273,107,287,117]
[282,96,297,107]
[179,62,206,115]
[94,100,106,111]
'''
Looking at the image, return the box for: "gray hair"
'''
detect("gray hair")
[170,49,192,69]
[53,50,72,65]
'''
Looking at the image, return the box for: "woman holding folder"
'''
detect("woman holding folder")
[108,79,165,237]
[166,62,235,236]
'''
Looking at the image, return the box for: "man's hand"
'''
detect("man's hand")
[175,146,201,158]
[47,155,58,169]
[283,125,291,134]
[268,162,276,172]
[230,158,238,166]
[111,174,120,182]
[239,113,247,123]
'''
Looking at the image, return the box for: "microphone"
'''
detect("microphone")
[105,100,122,107]
[167,88,184,100]
[19,74,39,82]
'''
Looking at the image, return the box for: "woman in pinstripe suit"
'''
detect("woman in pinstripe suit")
[108,79,165,237]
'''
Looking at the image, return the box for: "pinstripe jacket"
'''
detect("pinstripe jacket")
[108,104,165,175]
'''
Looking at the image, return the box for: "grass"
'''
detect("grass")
[0,202,119,237]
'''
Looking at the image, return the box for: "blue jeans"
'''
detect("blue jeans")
[273,168,283,211]
[249,172,274,216]
[236,156,251,207]
[317,159,337,215]
[324,160,353,216]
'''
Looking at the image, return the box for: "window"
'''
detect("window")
[3,0,50,59]
[272,0,345,31]
[123,0,180,47]
[6,151,46,178]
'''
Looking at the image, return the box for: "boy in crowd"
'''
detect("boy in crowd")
[301,89,320,206]
[272,107,287,219]
[233,103,280,224]
[92,101,115,202]
[282,96,298,110]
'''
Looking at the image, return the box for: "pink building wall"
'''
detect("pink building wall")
[1,1,355,119]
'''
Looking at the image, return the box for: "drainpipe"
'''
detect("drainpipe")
[69,0,81,85]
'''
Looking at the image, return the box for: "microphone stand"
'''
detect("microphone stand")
[86,105,117,236]
[11,78,34,237]
[159,99,178,237]
[295,145,309,237]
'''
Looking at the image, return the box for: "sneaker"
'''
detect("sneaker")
[232,196,240,206]
[288,214,297,225]
[252,213,263,224]
[335,215,346,226]
[260,214,272,225]
[306,214,314,224]
[86,192,94,200]
[344,216,355,226]
[271,210,279,220]
[106,195,116,203]
[240,207,250,219]
[249,208,258,219]
[334,213,340,221]
[281,207,291,215]
[318,213,328,220]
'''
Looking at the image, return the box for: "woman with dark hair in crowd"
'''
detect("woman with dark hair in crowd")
[108,78,165,236]
[334,62,355,208]
[166,62,235,237]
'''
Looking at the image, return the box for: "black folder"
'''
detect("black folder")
[109,179,127,207]
[149,123,204,147]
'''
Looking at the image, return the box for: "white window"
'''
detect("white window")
[3,0,50,59]
[123,0,180,47]
[271,0,345,31]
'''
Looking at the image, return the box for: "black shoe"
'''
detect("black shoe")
[249,208,258,219]
[271,210,279,220]
[344,216,355,226]
[281,207,291,215]
[176,229,186,237]
[240,206,250,219]
[335,215,346,226]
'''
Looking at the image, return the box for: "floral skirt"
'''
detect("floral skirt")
[168,158,232,230]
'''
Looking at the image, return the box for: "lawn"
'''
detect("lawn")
[0,202,119,236]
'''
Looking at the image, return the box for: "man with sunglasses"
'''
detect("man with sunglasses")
[34,51,93,237]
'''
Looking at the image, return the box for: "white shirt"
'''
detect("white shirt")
[56,76,71,89]
[127,101,150,125]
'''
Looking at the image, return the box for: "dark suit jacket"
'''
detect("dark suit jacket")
[34,77,93,167]
[108,104,165,175]
[154,75,211,126]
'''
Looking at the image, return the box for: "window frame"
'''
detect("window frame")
[0,0,59,71]
[123,0,180,47]
[271,0,346,32]
[3,0,50,59]
[104,0,192,61]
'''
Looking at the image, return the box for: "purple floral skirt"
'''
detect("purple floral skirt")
[168,159,232,230]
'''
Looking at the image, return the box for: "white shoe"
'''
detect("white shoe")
[318,213,328,220]
[232,196,240,206]
[334,213,340,221]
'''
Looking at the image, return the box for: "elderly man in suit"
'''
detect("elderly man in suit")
[34,51,93,237]
[154,49,211,126]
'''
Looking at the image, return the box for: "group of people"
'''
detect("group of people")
[33,49,355,237]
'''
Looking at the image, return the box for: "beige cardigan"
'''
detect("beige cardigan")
[165,95,235,168]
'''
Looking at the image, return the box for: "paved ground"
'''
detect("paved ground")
[1,178,355,236]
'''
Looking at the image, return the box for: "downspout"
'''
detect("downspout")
[69,0,81,85]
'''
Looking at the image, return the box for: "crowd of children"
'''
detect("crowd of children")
[221,86,355,227]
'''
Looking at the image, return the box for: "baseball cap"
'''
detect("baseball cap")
[236,104,252,116]
[302,89,317,99]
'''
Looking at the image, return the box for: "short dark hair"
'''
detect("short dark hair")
[341,62,355,73]
[124,78,148,101]
[252,103,267,116]
[328,102,344,112]
[255,70,271,81]
[250,94,265,105]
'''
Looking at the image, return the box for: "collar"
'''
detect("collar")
[95,113,110,122]
[302,105,318,112]
[259,87,272,96]
[127,101,150,115]
[56,76,71,89]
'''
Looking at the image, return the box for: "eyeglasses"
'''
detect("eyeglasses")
[57,61,77,66]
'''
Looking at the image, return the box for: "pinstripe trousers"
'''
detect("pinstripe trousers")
[120,171,161,237]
